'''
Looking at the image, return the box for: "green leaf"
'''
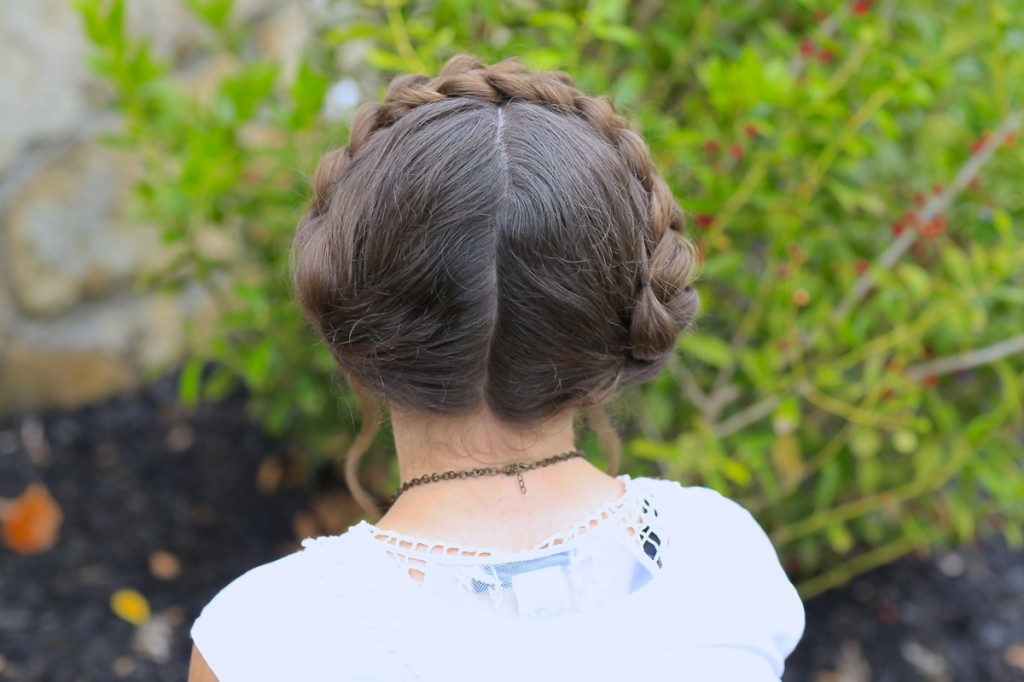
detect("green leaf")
[739,348,773,389]
[891,429,919,454]
[185,0,234,31]
[628,437,674,462]
[719,458,752,487]
[290,59,329,128]
[366,47,411,72]
[850,427,881,459]
[586,0,628,26]
[940,246,974,288]
[527,10,577,34]
[895,262,931,299]
[592,24,642,49]
[814,461,842,510]
[772,397,801,436]
[106,0,125,36]
[179,358,204,406]
[994,361,1022,418]
[825,522,854,555]
[680,333,732,368]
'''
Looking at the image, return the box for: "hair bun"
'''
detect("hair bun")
[628,221,701,363]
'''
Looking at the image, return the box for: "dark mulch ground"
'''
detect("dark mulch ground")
[1,377,1022,681]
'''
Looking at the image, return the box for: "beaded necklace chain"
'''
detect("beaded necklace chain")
[393,449,584,501]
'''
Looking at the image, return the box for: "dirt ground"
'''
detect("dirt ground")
[1,377,1022,681]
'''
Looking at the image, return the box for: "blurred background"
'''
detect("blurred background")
[1,0,1023,680]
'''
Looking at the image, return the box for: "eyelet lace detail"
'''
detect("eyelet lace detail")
[354,477,668,619]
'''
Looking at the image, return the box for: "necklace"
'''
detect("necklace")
[393,449,584,501]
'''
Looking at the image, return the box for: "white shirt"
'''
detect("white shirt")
[192,476,805,681]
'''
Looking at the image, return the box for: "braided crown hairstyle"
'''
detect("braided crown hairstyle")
[293,56,699,511]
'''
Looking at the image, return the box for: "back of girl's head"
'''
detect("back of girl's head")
[293,55,699,424]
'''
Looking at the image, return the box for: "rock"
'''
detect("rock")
[0,343,137,413]
[253,5,312,85]
[125,0,282,62]
[900,640,949,682]
[0,287,224,415]
[0,1,94,173]
[174,53,242,104]
[3,142,173,317]
[16,289,196,364]
[136,295,187,369]
[0,277,14,339]
[124,0,209,62]
[0,288,208,413]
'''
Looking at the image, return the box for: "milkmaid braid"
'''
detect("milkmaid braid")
[293,56,699,513]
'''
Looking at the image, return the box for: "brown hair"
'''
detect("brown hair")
[293,56,699,512]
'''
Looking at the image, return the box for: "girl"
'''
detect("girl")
[189,55,804,681]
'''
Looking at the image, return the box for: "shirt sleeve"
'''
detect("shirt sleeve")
[190,552,299,679]
[190,550,334,682]
[658,482,806,680]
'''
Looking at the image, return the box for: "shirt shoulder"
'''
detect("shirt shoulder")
[190,528,387,681]
[629,477,806,679]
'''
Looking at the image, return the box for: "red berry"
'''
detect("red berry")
[744,123,759,139]
[921,216,946,238]
[913,193,926,207]
[702,140,720,156]
[878,601,899,624]
[932,182,944,195]
[777,264,792,279]
[729,143,745,160]
[1005,132,1018,148]
[799,39,816,57]
[854,259,869,275]
[923,374,939,388]
[970,132,991,155]
[695,214,714,229]
[792,289,810,307]
[891,221,906,237]
[816,48,837,64]
[852,0,871,16]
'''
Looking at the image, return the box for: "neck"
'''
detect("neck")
[375,407,623,550]
[389,407,578,481]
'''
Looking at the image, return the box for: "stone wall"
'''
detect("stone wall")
[0,0,319,414]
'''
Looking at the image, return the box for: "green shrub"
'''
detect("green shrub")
[78,0,1024,597]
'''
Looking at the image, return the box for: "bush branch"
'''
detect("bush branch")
[834,108,1024,321]
[711,110,1023,438]
[905,333,1024,380]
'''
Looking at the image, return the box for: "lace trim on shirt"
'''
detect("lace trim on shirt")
[358,481,666,618]
[364,477,664,580]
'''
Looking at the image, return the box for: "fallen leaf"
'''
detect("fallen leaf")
[292,511,319,542]
[1,483,63,554]
[111,588,151,626]
[1005,644,1024,670]
[112,656,136,678]
[256,456,284,494]
[311,492,360,535]
[148,550,181,580]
